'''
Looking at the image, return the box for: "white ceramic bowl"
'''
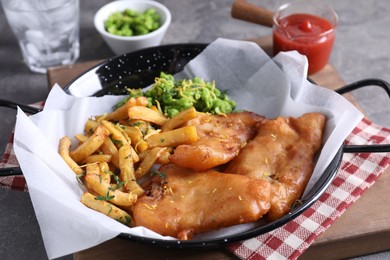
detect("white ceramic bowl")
[94,0,171,55]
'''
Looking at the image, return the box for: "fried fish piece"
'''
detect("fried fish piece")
[169,111,265,171]
[132,163,271,240]
[225,113,326,221]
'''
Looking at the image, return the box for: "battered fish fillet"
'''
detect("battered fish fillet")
[225,113,326,221]
[169,111,265,171]
[132,163,271,240]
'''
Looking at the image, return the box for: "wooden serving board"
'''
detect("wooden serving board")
[47,39,390,259]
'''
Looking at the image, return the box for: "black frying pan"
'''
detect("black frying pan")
[1,44,389,248]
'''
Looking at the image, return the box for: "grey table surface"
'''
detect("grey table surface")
[1,0,389,259]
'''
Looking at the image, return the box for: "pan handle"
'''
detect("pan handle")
[231,0,274,27]
[335,78,390,153]
[0,100,42,177]
[0,99,42,114]
[0,167,23,177]
[335,78,390,96]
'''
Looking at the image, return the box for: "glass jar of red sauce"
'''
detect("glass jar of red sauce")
[273,2,338,75]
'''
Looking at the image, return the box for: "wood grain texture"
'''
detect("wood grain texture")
[47,38,390,259]
[47,60,104,89]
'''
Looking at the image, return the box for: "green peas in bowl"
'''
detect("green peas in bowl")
[104,8,161,37]
[94,0,171,55]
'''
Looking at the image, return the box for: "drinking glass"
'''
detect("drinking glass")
[1,0,80,73]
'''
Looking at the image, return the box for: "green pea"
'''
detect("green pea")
[104,8,161,36]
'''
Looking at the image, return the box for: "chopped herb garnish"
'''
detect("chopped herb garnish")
[124,215,132,226]
[130,121,144,127]
[110,172,125,190]
[111,138,123,147]
[116,215,132,226]
[95,191,115,201]
[141,127,149,136]
[150,169,167,179]
[104,169,114,175]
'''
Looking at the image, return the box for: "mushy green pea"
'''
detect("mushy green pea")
[104,8,161,37]
[115,72,237,118]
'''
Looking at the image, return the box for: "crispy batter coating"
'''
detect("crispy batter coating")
[133,112,326,239]
[132,164,271,240]
[169,111,265,171]
[225,113,326,221]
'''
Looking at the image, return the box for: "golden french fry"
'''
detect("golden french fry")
[155,147,172,165]
[104,96,149,122]
[121,125,149,152]
[129,145,140,163]
[81,192,133,226]
[161,107,197,132]
[128,106,168,125]
[118,145,143,196]
[70,125,110,163]
[74,134,89,143]
[134,96,149,107]
[127,120,150,133]
[100,138,120,168]
[146,125,198,148]
[84,165,137,207]
[134,140,148,153]
[137,149,147,161]
[123,126,148,153]
[58,136,84,175]
[149,105,159,112]
[104,99,133,122]
[84,163,101,191]
[122,125,143,143]
[84,154,112,164]
[135,147,169,179]
[100,120,130,148]
[115,124,131,143]
[143,127,161,140]
[116,126,140,163]
[84,119,99,135]
[99,162,111,183]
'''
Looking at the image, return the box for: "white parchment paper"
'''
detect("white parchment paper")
[13,38,363,259]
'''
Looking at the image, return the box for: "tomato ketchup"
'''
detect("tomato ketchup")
[273,12,337,74]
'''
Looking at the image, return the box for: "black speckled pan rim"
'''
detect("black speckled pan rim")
[63,44,342,248]
[63,43,209,96]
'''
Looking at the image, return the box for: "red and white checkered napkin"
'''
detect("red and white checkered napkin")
[0,133,28,192]
[0,101,42,192]
[227,117,390,260]
[1,118,390,259]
